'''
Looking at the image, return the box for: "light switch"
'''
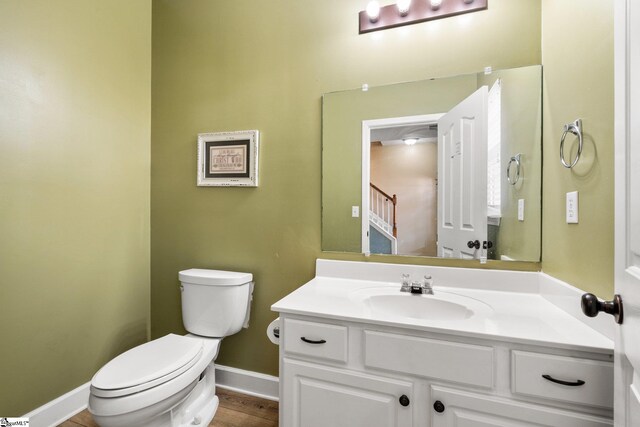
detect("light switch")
[352,206,360,218]
[518,199,525,221]
[566,191,579,223]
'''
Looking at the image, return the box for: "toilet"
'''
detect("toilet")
[88,268,254,427]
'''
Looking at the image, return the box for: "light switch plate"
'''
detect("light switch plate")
[352,206,360,218]
[566,191,579,223]
[518,199,525,221]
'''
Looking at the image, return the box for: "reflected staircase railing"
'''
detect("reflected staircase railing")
[369,183,397,238]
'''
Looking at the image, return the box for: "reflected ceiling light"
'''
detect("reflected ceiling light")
[397,0,411,16]
[403,138,419,146]
[430,0,442,10]
[366,1,381,22]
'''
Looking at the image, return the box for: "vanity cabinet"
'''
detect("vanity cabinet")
[430,386,612,427]
[282,359,413,427]
[278,316,613,427]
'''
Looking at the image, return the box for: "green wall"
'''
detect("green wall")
[151,0,542,377]
[0,0,151,415]
[541,0,614,298]
[478,66,543,262]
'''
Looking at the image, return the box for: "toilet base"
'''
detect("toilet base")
[170,364,219,427]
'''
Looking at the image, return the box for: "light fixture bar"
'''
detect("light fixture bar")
[359,0,488,34]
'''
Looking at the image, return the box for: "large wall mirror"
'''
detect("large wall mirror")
[322,65,542,262]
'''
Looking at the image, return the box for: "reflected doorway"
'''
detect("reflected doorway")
[362,114,443,256]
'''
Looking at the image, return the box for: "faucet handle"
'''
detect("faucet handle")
[422,275,435,295]
[400,274,412,292]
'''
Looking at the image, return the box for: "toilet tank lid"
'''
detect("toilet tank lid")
[179,268,253,286]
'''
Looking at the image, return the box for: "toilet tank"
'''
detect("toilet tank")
[178,269,253,337]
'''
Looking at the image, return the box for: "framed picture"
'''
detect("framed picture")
[197,130,259,187]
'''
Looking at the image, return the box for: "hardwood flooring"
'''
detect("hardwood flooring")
[58,388,278,427]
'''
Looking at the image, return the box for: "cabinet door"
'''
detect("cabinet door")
[430,386,612,427]
[282,358,413,427]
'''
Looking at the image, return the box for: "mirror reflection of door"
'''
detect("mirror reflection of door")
[437,86,489,259]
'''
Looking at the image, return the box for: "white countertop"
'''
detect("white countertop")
[272,275,614,355]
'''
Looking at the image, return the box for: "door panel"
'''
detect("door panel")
[282,358,413,427]
[615,0,640,425]
[430,386,611,427]
[437,86,488,258]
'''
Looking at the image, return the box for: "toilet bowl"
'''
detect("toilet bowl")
[88,269,253,427]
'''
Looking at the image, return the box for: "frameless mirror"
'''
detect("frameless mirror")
[322,65,541,262]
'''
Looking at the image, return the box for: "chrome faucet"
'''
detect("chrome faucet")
[400,274,434,295]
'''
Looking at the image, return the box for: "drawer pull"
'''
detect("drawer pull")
[300,337,327,344]
[542,374,586,387]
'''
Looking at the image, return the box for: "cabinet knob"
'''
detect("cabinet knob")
[433,400,445,413]
[399,395,410,407]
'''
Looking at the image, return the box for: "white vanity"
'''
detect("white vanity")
[271,260,614,427]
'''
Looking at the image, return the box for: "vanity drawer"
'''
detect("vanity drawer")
[283,318,348,363]
[511,350,613,408]
[364,331,494,388]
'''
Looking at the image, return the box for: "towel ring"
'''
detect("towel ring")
[560,119,583,168]
[507,154,522,185]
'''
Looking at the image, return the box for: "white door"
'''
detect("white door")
[614,0,640,425]
[437,86,488,259]
[281,359,413,427]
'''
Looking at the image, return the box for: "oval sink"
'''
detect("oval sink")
[365,294,475,320]
[350,287,493,321]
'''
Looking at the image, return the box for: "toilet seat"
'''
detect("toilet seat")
[91,334,203,398]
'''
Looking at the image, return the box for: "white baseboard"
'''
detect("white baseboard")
[23,381,90,427]
[215,364,279,402]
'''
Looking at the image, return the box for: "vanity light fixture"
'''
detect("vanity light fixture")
[397,0,411,16]
[359,0,488,34]
[366,1,381,22]
[403,138,419,146]
[430,0,443,10]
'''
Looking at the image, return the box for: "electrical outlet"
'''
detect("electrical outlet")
[352,206,360,218]
[566,191,579,223]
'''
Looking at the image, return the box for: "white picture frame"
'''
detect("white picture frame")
[197,130,259,187]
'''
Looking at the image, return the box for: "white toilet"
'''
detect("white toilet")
[88,268,254,427]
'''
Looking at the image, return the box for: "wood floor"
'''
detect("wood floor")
[58,388,278,427]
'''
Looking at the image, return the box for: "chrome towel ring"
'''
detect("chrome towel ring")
[560,119,583,168]
[507,154,522,185]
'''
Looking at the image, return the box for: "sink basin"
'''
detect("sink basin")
[366,295,474,320]
[350,287,493,321]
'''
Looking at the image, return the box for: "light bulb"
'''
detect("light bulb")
[403,138,418,146]
[397,0,411,16]
[430,0,442,10]
[366,1,381,22]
